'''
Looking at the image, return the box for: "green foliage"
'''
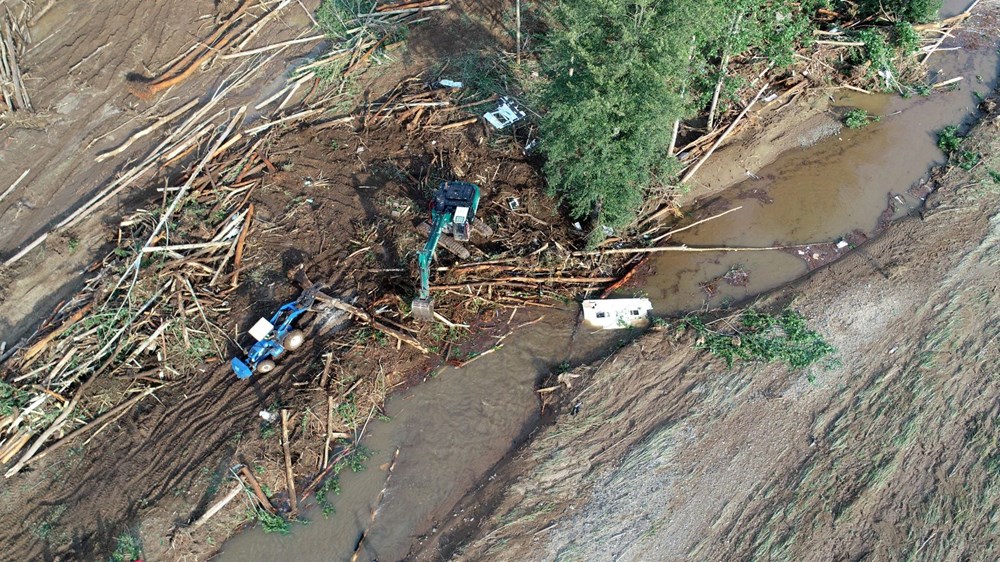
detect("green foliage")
[956,150,981,171]
[337,396,360,429]
[539,0,699,228]
[892,21,921,55]
[853,29,894,76]
[0,380,30,417]
[726,0,820,67]
[260,422,277,440]
[685,309,836,369]
[936,125,979,170]
[938,125,982,170]
[334,446,372,473]
[448,52,519,102]
[109,531,143,562]
[937,125,962,153]
[316,475,342,516]
[538,0,825,230]
[988,169,1000,185]
[256,508,292,535]
[844,0,941,23]
[315,0,366,39]
[843,108,880,129]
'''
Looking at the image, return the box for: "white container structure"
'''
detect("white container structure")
[581,298,653,330]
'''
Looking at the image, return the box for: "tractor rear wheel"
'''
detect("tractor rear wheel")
[282,330,305,351]
[257,359,276,373]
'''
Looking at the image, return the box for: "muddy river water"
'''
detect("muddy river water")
[219,4,998,560]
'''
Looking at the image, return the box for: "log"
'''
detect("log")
[931,76,963,89]
[128,0,251,100]
[221,34,323,60]
[95,99,199,162]
[650,206,743,243]
[913,0,980,31]
[191,481,243,528]
[573,243,822,257]
[18,387,159,469]
[437,116,478,130]
[600,255,649,298]
[141,241,231,253]
[681,83,769,184]
[240,466,277,514]
[351,447,400,562]
[5,385,86,477]
[280,409,298,516]
[0,169,29,205]
[22,303,94,364]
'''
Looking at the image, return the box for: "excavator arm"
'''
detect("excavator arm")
[412,210,449,321]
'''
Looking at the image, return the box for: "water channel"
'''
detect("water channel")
[219,3,998,559]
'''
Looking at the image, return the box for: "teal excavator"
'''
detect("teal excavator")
[412,181,490,322]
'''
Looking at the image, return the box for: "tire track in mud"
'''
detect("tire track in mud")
[0,353,308,559]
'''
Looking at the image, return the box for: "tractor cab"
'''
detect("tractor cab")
[433,181,480,243]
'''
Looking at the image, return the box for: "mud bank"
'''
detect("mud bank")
[421,96,1000,561]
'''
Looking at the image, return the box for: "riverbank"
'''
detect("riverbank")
[419,89,1000,561]
[0,1,995,561]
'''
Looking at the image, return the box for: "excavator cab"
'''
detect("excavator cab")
[412,181,483,321]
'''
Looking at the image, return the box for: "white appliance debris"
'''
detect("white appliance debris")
[484,96,526,129]
[582,298,653,330]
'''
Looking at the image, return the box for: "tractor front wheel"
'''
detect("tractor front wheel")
[283,330,306,351]
[257,359,276,373]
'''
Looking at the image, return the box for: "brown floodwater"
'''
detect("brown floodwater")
[648,33,999,313]
[219,2,998,559]
[218,311,624,561]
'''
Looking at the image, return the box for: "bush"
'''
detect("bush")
[893,21,921,55]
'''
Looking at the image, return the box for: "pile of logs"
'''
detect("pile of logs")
[0,2,31,118]
[0,116,273,478]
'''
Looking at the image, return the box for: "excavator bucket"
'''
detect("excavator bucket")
[412,298,435,322]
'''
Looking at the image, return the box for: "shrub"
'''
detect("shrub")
[893,21,921,55]
[844,108,880,129]
[846,0,941,23]
[685,309,836,369]
[937,125,962,153]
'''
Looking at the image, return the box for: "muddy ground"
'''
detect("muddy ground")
[0,2,602,559]
[2,1,994,561]
[418,102,1000,561]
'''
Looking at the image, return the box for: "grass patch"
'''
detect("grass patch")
[685,308,835,369]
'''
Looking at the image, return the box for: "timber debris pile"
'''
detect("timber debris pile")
[0,2,31,126]
[0,68,633,535]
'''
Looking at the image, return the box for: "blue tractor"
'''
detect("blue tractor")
[412,181,489,321]
[231,285,318,379]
